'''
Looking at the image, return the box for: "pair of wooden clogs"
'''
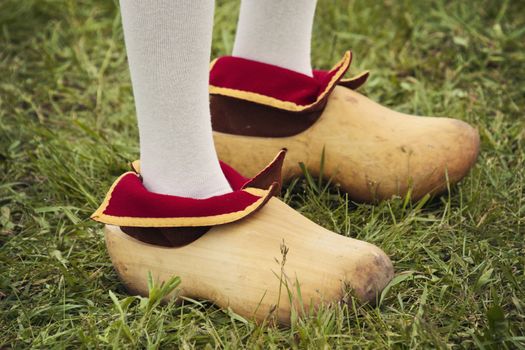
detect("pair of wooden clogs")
[93,52,479,324]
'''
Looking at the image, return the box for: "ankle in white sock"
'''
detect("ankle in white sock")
[119,0,231,198]
[232,0,317,77]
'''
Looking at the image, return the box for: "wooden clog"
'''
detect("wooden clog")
[104,197,393,325]
[209,52,480,202]
[92,151,394,324]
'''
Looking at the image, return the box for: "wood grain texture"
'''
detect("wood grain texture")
[105,197,394,324]
[213,86,480,202]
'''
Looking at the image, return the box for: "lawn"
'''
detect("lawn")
[1,0,524,348]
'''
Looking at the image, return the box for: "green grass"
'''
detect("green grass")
[1,0,524,348]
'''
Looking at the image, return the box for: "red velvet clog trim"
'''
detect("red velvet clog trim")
[91,150,286,227]
[209,51,369,112]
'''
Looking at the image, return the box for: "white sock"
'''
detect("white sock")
[119,0,231,198]
[232,0,317,77]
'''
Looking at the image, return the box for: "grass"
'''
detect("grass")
[1,0,524,348]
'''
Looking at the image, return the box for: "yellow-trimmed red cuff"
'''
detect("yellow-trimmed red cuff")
[91,150,286,227]
[209,51,369,112]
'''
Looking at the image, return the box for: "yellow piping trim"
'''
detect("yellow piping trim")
[209,51,352,112]
[209,57,219,71]
[243,187,269,196]
[130,160,141,173]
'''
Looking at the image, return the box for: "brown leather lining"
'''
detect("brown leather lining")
[210,94,324,137]
[121,226,210,247]
[339,72,370,90]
